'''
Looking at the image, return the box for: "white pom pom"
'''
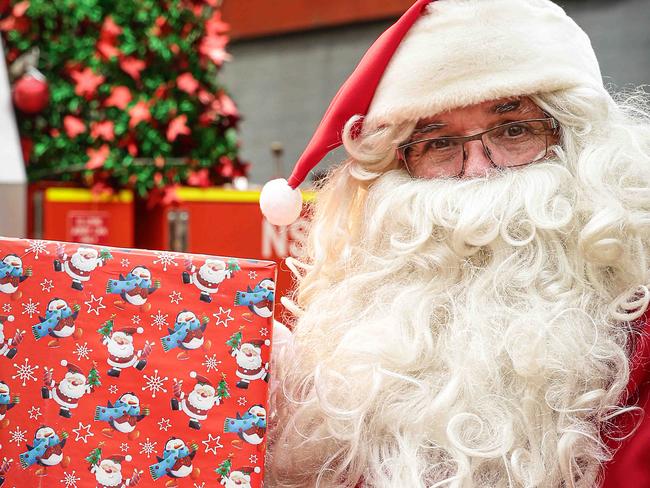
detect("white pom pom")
[259,178,303,227]
[6,315,14,322]
[60,360,68,367]
[264,339,271,347]
[136,327,144,334]
[189,371,197,379]
[125,455,132,462]
[254,466,261,474]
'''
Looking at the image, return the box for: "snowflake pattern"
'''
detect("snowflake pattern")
[249,454,258,464]
[158,418,172,432]
[25,240,50,259]
[84,294,106,315]
[72,422,94,443]
[28,406,42,420]
[12,357,39,386]
[121,258,130,268]
[61,471,81,488]
[213,307,234,327]
[152,251,179,272]
[40,278,54,293]
[248,270,257,280]
[108,384,118,395]
[201,433,223,455]
[202,354,221,373]
[132,314,141,325]
[142,369,168,398]
[168,290,183,305]
[150,310,168,330]
[9,426,26,445]
[237,396,248,407]
[2,303,11,313]
[139,437,157,458]
[260,327,269,337]
[74,342,92,361]
[21,298,40,318]
[120,442,130,453]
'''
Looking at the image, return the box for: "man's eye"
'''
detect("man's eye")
[505,125,528,137]
[426,139,452,150]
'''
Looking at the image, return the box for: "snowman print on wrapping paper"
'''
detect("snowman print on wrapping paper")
[234,278,275,319]
[0,314,24,360]
[0,380,20,429]
[97,317,153,378]
[160,310,211,361]
[182,257,239,303]
[53,244,112,291]
[19,425,69,477]
[148,437,198,482]
[41,360,100,418]
[32,298,81,347]
[0,253,31,298]
[224,405,267,446]
[94,391,149,440]
[106,265,161,312]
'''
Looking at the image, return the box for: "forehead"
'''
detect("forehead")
[415,97,541,128]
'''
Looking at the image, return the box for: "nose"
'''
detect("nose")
[461,140,494,178]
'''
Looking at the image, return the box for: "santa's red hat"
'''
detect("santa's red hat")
[234,466,261,475]
[246,339,271,348]
[189,371,213,388]
[116,326,144,335]
[259,0,605,226]
[0,315,14,324]
[106,454,132,463]
[60,360,83,375]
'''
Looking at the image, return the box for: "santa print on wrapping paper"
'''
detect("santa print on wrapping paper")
[148,437,198,481]
[161,310,211,359]
[227,330,270,389]
[0,254,31,298]
[32,297,81,346]
[41,360,100,418]
[106,265,161,312]
[18,425,69,476]
[98,317,153,377]
[215,457,260,488]
[223,405,266,446]
[171,371,229,430]
[234,278,275,318]
[94,392,149,440]
[86,445,142,488]
[182,257,239,303]
[53,244,112,291]
[0,314,24,360]
[0,380,20,428]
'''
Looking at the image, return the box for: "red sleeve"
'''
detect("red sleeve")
[601,316,650,487]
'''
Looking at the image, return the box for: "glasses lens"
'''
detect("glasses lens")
[484,121,549,167]
[403,138,463,178]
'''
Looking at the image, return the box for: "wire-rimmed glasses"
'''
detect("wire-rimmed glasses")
[397,118,559,178]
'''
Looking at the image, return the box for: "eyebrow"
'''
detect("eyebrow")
[492,100,522,114]
[413,122,446,134]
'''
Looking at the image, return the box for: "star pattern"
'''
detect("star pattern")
[213,307,234,327]
[84,294,106,315]
[72,422,94,443]
[201,433,223,455]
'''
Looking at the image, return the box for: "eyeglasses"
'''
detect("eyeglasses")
[397,118,559,178]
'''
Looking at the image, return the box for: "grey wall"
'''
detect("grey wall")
[221,0,650,186]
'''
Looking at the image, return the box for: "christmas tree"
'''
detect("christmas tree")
[97,318,114,338]
[226,258,240,273]
[226,331,242,351]
[85,446,102,466]
[0,1,247,198]
[215,457,232,478]
[216,374,230,401]
[88,363,101,388]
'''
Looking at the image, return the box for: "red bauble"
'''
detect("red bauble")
[13,74,50,114]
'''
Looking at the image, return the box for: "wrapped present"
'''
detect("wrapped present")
[0,236,275,487]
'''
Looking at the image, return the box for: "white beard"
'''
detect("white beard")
[95,466,122,486]
[107,339,134,358]
[71,252,98,272]
[199,265,227,284]
[270,164,649,487]
[237,351,262,370]
[224,476,251,488]
[188,390,215,411]
[59,378,86,399]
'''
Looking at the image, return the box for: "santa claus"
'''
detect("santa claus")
[262,1,650,487]
[42,360,94,418]
[221,466,261,488]
[90,454,141,488]
[232,339,270,389]
[182,258,232,303]
[0,314,23,359]
[54,245,105,290]
[102,326,151,377]
[171,371,221,430]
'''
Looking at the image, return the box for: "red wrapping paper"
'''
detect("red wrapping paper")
[0,237,275,488]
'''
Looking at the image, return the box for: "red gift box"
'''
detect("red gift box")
[0,236,275,487]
